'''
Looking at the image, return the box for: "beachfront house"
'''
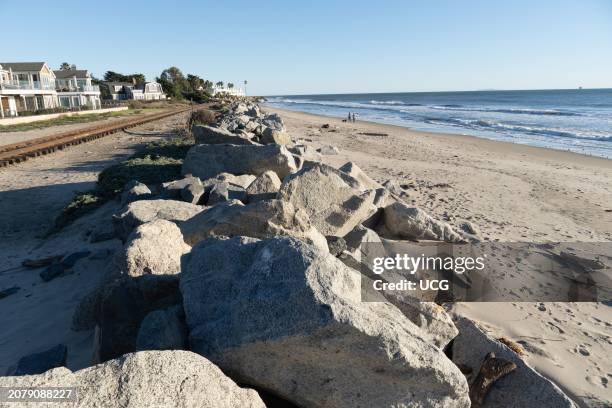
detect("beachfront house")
[126,82,166,100]
[0,62,58,118]
[212,84,245,97]
[100,80,166,101]
[53,67,101,109]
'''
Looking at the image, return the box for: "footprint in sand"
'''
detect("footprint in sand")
[586,375,609,388]
[573,344,591,356]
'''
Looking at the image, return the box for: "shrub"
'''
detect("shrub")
[128,100,145,109]
[97,138,193,197]
[54,192,104,230]
[53,137,194,231]
[189,109,217,127]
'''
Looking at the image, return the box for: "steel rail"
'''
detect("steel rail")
[0,108,191,167]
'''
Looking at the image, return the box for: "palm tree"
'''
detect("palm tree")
[60,62,71,70]
[244,80,248,96]
[215,81,224,88]
[227,83,234,89]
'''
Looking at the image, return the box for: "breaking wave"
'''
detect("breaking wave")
[430,105,581,117]
[423,117,612,141]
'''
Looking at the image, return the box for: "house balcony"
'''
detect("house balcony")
[0,80,57,91]
[56,84,100,93]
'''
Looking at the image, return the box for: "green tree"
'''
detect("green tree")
[203,80,213,92]
[186,74,204,92]
[215,81,224,88]
[227,82,234,89]
[59,62,71,70]
[103,71,145,84]
[157,67,185,99]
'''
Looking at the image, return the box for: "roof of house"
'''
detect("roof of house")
[135,81,162,90]
[53,69,90,79]
[103,81,134,87]
[0,62,46,72]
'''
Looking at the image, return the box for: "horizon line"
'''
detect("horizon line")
[260,86,612,97]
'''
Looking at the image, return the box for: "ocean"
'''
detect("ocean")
[264,89,612,159]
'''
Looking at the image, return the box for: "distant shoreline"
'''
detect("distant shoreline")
[266,105,612,163]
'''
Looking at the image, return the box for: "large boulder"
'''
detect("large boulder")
[193,124,255,145]
[233,102,249,115]
[452,316,576,407]
[261,127,291,145]
[262,113,284,131]
[94,275,182,362]
[246,170,281,203]
[342,225,458,348]
[391,298,458,350]
[244,104,261,118]
[180,236,470,407]
[382,202,465,243]
[200,173,253,204]
[182,144,298,181]
[277,163,378,236]
[207,181,231,205]
[338,162,381,191]
[234,114,253,128]
[160,176,204,204]
[180,199,328,251]
[209,173,257,189]
[113,199,203,241]
[289,144,323,163]
[0,351,265,407]
[114,219,190,277]
[120,180,151,206]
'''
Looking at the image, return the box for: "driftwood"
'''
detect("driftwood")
[469,352,517,406]
[358,132,388,137]
[22,255,63,268]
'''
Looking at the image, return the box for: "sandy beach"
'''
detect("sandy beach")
[268,106,612,406]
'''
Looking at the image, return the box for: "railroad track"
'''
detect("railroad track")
[0,107,191,167]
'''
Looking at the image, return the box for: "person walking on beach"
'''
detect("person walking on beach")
[347,112,352,122]
[352,112,356,122]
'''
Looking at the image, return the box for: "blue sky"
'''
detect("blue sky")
[1,0,611,95]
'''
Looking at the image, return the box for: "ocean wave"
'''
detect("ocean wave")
[424,117,611,141]
[369,100,422,106]
[270,98,582,118]
[267,97,417,112]
[430,105,581,117]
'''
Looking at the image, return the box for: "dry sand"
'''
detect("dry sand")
[269,107,612,407]
[0,112,189,374]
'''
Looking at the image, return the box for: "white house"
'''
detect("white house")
[0,62,58,118]
[126,82,166,100]
[212,84,245,97]
[53,68,101,109]
[101,81,166,101]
